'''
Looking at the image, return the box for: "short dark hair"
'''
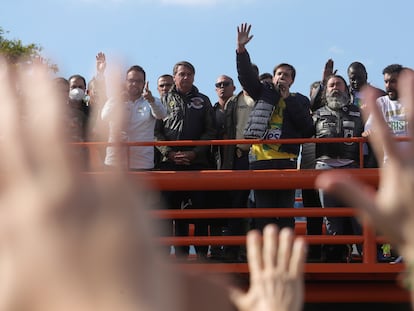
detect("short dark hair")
[173,61,195,75]
[310,80,321,90]
[259,72,273,81]
[68,74,86,88]
[273,63,296,82]
[127,65,146,81]
[158,74,173,81]
[348,62,367,74]
[382,64,403,76]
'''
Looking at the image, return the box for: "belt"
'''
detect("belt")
[235,147,249,158]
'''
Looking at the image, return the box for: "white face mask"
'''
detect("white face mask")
[69,88,85,101]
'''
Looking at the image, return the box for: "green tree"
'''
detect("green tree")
[0,27,58,73]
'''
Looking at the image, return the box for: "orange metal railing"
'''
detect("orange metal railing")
[78,137,410,303]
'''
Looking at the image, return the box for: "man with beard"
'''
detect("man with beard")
[363,64,405,164]
[313,74,365,262]
[313,60,386,168]
[363,64,406,263]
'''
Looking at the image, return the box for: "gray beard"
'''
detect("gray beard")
[326,93,349,110]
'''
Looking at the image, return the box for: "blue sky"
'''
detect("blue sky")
[2,0,413,102]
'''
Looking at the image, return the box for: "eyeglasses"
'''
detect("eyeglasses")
[158,83,172,88]
[127,79,144,84]
[215,81,231,88]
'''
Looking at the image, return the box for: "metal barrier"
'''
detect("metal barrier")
[80,137,410,303]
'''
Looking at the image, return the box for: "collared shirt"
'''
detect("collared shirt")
[102,96,167,169]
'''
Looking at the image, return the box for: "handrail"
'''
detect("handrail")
[80,137,410,303]
[112,168,379,190]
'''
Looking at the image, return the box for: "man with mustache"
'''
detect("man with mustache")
[363,64,406,263]
[363,64,406,164]
[313,74,365,262]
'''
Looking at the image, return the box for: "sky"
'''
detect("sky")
[2,0,413,102]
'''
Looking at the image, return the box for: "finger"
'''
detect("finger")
[276,227,294,272]
[262,224,278,270]
[104,62,128,171]
[315,170,381,232]
[144,81,149,92]
[288,237,306,278]
[362,86,399,163]
[246,229,263,280]
[0,57,30,183]
[21,63,75,189]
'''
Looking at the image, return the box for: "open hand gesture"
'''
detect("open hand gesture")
[0,57,233,311]
[322,58,336,83]
[143,81,155,104]
[237,23,254,52]
[96,51,106,75]
[229,225,306,311]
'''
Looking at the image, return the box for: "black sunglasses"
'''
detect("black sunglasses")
[159,83,172,88]
[215,81,231,88]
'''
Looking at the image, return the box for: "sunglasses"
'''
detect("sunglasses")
[158,83,172,88]
[215,81,231,88]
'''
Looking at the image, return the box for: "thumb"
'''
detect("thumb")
[315,170,377,224]
[227,286,246,311]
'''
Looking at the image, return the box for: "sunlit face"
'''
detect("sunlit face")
[157,76,173,96]
[173,65,194,94]
[326,77,347,96]
[325,77,349,110]
[348,67,367,92]
[272,66,294,87]
[384,72,399,100]
[126,70,145,100]
[215,75,235,101]
[69,77,86,91]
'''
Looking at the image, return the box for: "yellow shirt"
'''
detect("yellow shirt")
[251,98,297,161]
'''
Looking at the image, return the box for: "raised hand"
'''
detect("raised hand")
[229,225,306,311]
[322,58,336,83]
[96,51,106,75]
[143,80,155,104]
[0,57,232,311]
[237,23,254,52]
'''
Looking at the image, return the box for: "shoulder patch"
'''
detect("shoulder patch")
[349,111,361,117]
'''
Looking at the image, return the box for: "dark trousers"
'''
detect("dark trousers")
[250,159,297,231]
[210,153,250,259]
[157,161,209,258]
[162,190,209,258]
[302,188,323,235]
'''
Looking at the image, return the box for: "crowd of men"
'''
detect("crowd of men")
[56,23,406,264]
[3,22,414,311]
